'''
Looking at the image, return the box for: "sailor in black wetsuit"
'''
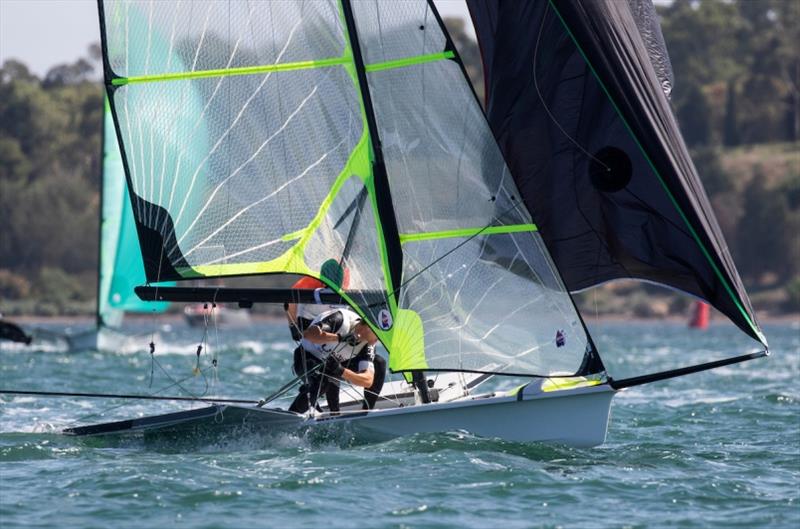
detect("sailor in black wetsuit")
[289,308,386,414]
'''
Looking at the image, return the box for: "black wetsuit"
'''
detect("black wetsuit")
[288,310,386,413]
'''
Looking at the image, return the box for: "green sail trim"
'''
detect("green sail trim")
[399,224,538,244]
[365,51,455,73]
[548,0,765,346]
[111,52,455,87]
[111,57,350,86]
[188,129,372,279]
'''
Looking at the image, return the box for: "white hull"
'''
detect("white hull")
[65,382,616,448]
[340,384,615,447]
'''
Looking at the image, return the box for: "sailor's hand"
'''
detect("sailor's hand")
[338,332,360,347]
[324,355,344,378]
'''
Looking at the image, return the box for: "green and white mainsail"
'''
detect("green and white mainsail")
[98,98,170,328]
[98,0,601,377]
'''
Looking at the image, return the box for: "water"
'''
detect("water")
[1,320,798,528]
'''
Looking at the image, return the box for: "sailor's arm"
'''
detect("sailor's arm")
[341,366,374,388]
[303,311,344,344]
[302,324,340,344]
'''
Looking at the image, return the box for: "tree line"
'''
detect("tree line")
[0,2,798,316]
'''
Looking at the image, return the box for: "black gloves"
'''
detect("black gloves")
[324,355,344,378]
[338,332,360,347]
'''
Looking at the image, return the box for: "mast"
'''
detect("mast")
[340,0,403,303]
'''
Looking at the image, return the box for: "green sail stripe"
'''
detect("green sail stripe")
[187,129,372,279]
[399,224,538,244]
[110,56,350,86]
[110,50,456,86]
[548,0,765,345]
[364,51,456,73]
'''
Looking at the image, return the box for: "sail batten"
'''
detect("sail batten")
[111,50,458,86]
[399,224,538,244]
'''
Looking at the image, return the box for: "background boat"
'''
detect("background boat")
[63,99,172,352]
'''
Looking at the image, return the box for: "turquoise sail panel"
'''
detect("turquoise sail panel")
[99,99,170,327]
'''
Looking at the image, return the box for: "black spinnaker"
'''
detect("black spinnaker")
[466,0,766,346]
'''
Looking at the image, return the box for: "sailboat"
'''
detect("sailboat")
[65,0,767,447]
[65,99,171,352]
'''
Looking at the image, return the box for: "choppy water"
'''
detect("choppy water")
[1,320,798,528]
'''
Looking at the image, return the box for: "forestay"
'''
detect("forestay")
[98,0,601,378]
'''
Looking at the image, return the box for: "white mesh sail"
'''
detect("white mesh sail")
[99,0,597,377]
[353,0,592,375]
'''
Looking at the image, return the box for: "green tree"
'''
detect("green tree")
[692,147,731,195]
[737,167,799,283]
[676,83,712,146]
[723,79,740,147]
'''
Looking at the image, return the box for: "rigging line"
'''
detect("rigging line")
[324,369,403,409]
[311,341,348,415]
[283,304,309,403]
[367,199,527,308]
[532,2,609,171]
[0,389,256,405]
[153,352,206,401]
[256,369,310,408]
[338,187,369,266]
[63,364,230,426]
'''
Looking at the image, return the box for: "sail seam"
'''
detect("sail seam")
[547,0,765,344]
[399,224,538,244]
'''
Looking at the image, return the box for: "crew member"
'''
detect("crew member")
[288,308,386,414]
[285,259,350,340]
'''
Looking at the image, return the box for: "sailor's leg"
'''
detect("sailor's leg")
[412,370,431,404]
[325,379,341,413]
[362,355,387,410]
[289,352,321,413]
[292,346,304,376]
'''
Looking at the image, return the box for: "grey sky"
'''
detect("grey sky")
[0,0,472,77]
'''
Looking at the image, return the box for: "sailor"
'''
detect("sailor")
[288,308,386,414]
[285,259,350,341]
